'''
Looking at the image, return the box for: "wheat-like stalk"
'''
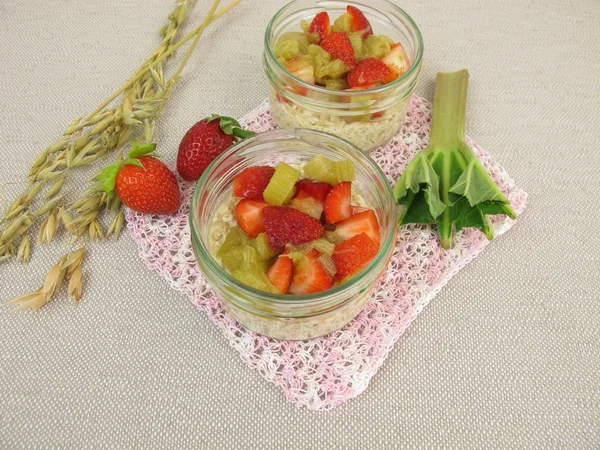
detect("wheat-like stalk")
[5,247,85,311]
[3,0,245,309]
[0,0,241,263]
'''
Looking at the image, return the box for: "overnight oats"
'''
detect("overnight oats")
[263,0,423,151]
[190,129,398,340]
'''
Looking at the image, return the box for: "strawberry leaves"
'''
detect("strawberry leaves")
[206,114,256,140]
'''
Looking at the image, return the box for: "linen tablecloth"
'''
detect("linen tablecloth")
[1,0,598,447]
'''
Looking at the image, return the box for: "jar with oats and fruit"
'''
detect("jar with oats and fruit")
[190,129,398,340]
[263,0,423,152]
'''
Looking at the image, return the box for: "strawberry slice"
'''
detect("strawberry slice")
[267,255,293,294]
[295,179,332,202]
[324,181,352,224]
[233,166,276,199]
[263,206,325,248]
[351,206,370,215]
[382,43,411,83]
[332,232,378,280]
[288,249,333,295]
[334,209,381,246]
[234,199,269,238]
[320,32,356,68]
[347,58,391,88]
[346,5,373,38]
[308,11,331,40]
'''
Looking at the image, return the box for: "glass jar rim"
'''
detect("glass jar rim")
[189,128,398,309]
[263,0,424,96]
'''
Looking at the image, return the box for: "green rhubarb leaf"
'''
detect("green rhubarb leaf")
[394,152,446,219]
[393,69,517,248]
[450,198,486,231]
[399,190,436,225]
[477,200,516,219]
[449,154,511,206]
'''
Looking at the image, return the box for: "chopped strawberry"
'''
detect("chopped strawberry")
[233,166,276,199]
[289,197,323,220]
[288,249,333,295]
[346,5,373,38]
[332,232,378,280]
[347,58,391,88]
[295,179,332,202]
[382,43,411,83]
[324,181,352,224]
[267,255,293,294]
[263,206,325,248]
[234,199,269,238]
[308,11,331,40]
[334,209,381,246]
[320,32,355,68]
[351,206,371,215]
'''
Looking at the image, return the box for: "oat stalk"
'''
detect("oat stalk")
[0,0,244,265]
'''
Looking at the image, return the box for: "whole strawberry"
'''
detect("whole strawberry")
[99,141,181,215]
[177,115,255,181]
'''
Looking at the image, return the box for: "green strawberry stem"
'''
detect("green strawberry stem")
[394,69,517,249]
[207,114,256,140]
[232,128,256,139]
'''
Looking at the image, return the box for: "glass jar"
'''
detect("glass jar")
[190,129,399,340]
[263,0,423,152]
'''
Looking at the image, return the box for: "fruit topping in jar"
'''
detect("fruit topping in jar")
[214,156,382,294]
[277,5,412,91]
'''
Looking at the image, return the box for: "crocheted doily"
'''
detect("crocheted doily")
[126,96,528,410]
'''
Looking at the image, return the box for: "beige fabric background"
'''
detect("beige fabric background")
[1,0,599,448]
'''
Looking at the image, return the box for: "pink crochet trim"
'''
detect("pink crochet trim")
[126,96,527,410]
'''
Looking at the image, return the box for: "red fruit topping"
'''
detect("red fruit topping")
[382,43,411,83]
[346,5,373,38]
[324,181,352,224]
[234,199,269,238]
[347,58,391,88]
[295,179,332,202]
[263,206,325,248]
[334,209,381,246]
[267,255,293,294]
[309,11,331,40]
[332,232,378,280]
[320,32,356,68]
[233,166,276,199]
[177,118,234,181]
[288,249,333,295]
[116,156,181,215]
